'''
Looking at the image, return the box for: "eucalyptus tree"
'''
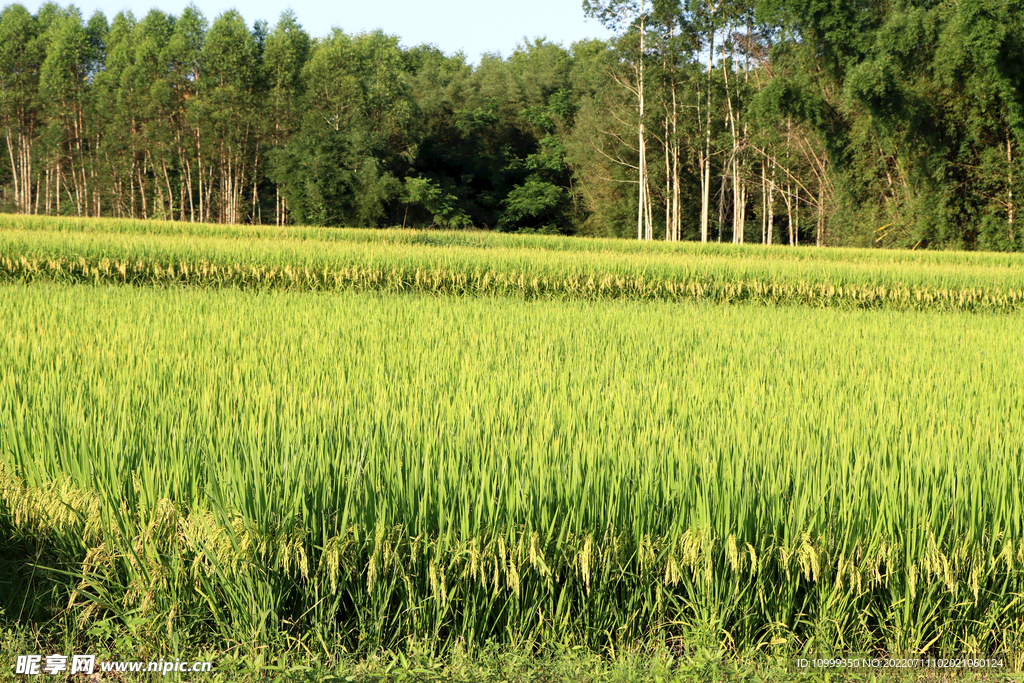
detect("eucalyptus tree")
[0,4,44,213]
[131,10,181,220]
[81,10,107,215]
[754,0,1024,248]
[263,10,310,224]
[161,5,207,221]
[930,0,1024,249]
[563,38,638,237]
[686,0,726,242]
[583,0,655,240]
[92,8,178,219]
[716,0,758,243]
[274,29,413,226]
[199,10,263,223]
[38,6,92,215]
[649,0,694,241]
[90,9,137,217]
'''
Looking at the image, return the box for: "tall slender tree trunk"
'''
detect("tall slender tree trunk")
[767,157,775,245]
[92,133,102,216]
[253,179,260,225]
[251,136,261,225]
[817,183,824,247]
[671,99,680,240]
[761,161,767,243]
[33,162,41,214]
[672,146,680,241]
[184,156,195,222]
[5,133,21,213]
[161,158,174,220]
[669,29,680,242]
[785,181,794,246]
[793,190,799,246]
[28,139,35,214]
[7,130,36,214]
[1008,131,1015,236]
[223,151,233,224]
[645,169,654,240]
[785,120,793,245]
[73,105,85,215]
[6,134,18,212]
[700,27,715,243]
[196,131,205,222]
[717,171,725,242]
[664,117,671,241]
[723,58,744,244]
[636,5,649,241]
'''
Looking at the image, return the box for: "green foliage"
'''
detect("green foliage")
[500,179,569,233]
[268,30,412,227]
[263,10,310,139]
[758,0,1024,249]
[402,176,472,229]
[3,1,1024,248]
[2,265,1024,659]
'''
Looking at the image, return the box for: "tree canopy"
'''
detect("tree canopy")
[2,0,1022,249]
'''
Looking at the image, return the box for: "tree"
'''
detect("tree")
[198,10,263,223]
[263,10,310,225]
[584,0,655,240]
[162,5,207,221]
[39,6,94,215]
[272,30,412,226]
[0,4,44,213]
[564,38,637,237]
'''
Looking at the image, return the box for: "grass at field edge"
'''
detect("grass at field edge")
[3,622,1022,683]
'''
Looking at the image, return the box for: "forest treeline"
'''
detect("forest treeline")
[1,0,1022,248]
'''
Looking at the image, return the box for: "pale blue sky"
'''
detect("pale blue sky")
[27,0,616,62]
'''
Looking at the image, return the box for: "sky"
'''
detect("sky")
[26,0,617,63]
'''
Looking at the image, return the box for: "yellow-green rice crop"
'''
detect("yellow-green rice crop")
[1,282,1022,660]
[6,214,1024,271]
[4,217,1024,311]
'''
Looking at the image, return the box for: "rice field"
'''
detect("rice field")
[2,285,1024,660]
[4,216,1024,311]
[6,214,1024,270]
[1,217,1023,670]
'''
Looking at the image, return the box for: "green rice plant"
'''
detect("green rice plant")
[4,220,1024,311]
[5,213,1024,273]
[1,282,1022,662]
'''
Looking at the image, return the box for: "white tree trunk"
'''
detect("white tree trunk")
[700,27,715,243]
[636,6,648,241]
[767,157,775,245]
